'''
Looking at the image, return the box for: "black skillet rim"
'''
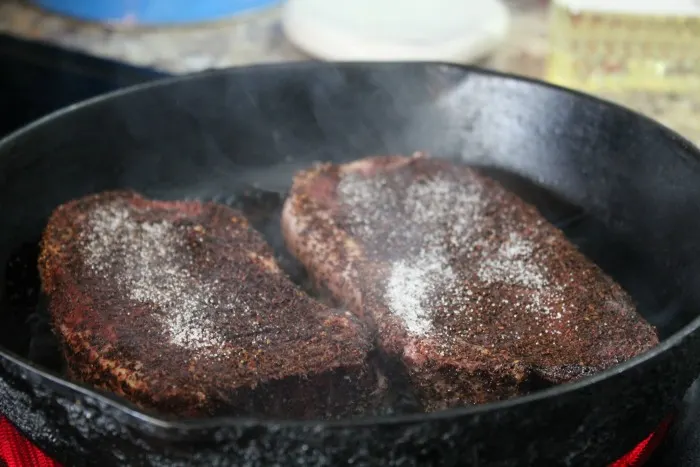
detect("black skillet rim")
[0,60,698,431]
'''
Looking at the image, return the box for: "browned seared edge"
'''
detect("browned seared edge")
[38,190,379,419]
[281,153,659,412]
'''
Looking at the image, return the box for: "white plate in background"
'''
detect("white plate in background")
[282,0,510,64]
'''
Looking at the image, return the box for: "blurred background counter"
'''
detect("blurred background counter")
[0,0,698,144]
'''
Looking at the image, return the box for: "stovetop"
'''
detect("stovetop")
[652,378,700,466]
[0,31,698,467]
[0,33,167,137]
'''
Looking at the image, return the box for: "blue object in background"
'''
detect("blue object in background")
[32,0,282,26]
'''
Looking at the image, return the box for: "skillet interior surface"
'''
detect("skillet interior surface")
[1,62,700,466]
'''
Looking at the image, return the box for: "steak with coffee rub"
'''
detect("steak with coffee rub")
[281,154,659,411]
[39,190,377,419]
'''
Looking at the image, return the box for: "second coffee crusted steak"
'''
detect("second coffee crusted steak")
[281,153,660,411]
[39,190,377,419]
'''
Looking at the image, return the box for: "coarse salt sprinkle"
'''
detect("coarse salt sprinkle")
[83,203,234,355]
[338,166,555,340]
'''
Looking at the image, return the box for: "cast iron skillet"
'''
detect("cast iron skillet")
[1,62,700,467]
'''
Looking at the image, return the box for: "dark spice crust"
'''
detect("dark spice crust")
[282,154,660,411]
[39,190,378,419]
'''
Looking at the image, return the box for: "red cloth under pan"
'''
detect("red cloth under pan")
[0,415,672,467]
[610,417,673,467]
[0,416,60,467]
